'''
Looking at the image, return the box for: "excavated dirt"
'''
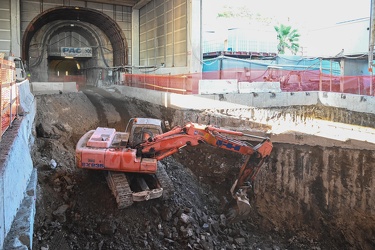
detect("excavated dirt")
[31,87,332,250]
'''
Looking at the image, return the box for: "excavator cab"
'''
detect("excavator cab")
[126,118,164,147]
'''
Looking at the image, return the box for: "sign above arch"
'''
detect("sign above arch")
[60,47,93,57]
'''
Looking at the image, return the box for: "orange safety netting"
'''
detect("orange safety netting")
[203,68,373,95]
[120,68,374,96]
[1,58,18,140]
[121,73,201,94]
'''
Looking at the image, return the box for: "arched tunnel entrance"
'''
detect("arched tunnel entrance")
[48,57,82,81]
[22,6,128,86]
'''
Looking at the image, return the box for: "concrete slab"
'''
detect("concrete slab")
[198,79,238,94]
[319,92,375,114]
[106,85,248,110]
[31,82,78,95]
[196,91,319,108]
[238,81,281,93]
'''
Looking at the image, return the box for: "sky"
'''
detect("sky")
[203,0,370,29]
[202,0,371,56]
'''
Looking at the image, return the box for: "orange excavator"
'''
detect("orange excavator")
[76,118,273,222]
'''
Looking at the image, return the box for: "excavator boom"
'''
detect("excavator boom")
[140,122,271,158]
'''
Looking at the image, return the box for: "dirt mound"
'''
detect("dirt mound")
[32,88,323,249]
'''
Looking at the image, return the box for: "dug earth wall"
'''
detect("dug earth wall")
[109,85,375,249]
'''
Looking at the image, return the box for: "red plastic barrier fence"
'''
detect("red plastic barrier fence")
[122,73,200,94]
[120,68,373,96]
[0,58,18,140]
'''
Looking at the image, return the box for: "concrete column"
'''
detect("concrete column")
[340,58,345,93]
[187,0,202,74]
[132,9,140,67]
[10,0,21,57]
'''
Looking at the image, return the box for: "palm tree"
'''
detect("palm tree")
[274,24,300,55]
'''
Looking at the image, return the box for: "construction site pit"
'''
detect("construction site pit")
[32,86,375,250]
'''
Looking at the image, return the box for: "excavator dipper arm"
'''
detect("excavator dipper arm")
[138,122,273,222]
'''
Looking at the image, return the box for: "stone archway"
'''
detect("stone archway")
[22,6,128,67]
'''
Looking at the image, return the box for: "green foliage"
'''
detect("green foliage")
[274,24,300,55]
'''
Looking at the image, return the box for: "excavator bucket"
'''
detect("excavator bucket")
[226,151,270,223]
[225,187,252,223]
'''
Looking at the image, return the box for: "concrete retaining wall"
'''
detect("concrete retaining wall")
[198,80,282,94]
[318,91,375,114]
[202,91,319,107]
[111,85,375,113]
[109,86,375,122]
[199,91,375,114]
[109,85,248,110]
[238,81,281,93]
[0,80,36,250]
[198,79,238,94]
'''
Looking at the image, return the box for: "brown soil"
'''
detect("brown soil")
[32,87,328,250]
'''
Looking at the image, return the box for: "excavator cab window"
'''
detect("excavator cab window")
[126,118,164,147]
[142,130,153,142]
[131,126,161,147]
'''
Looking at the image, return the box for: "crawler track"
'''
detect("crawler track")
[156,162,175,200]
[106,171,134,209]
